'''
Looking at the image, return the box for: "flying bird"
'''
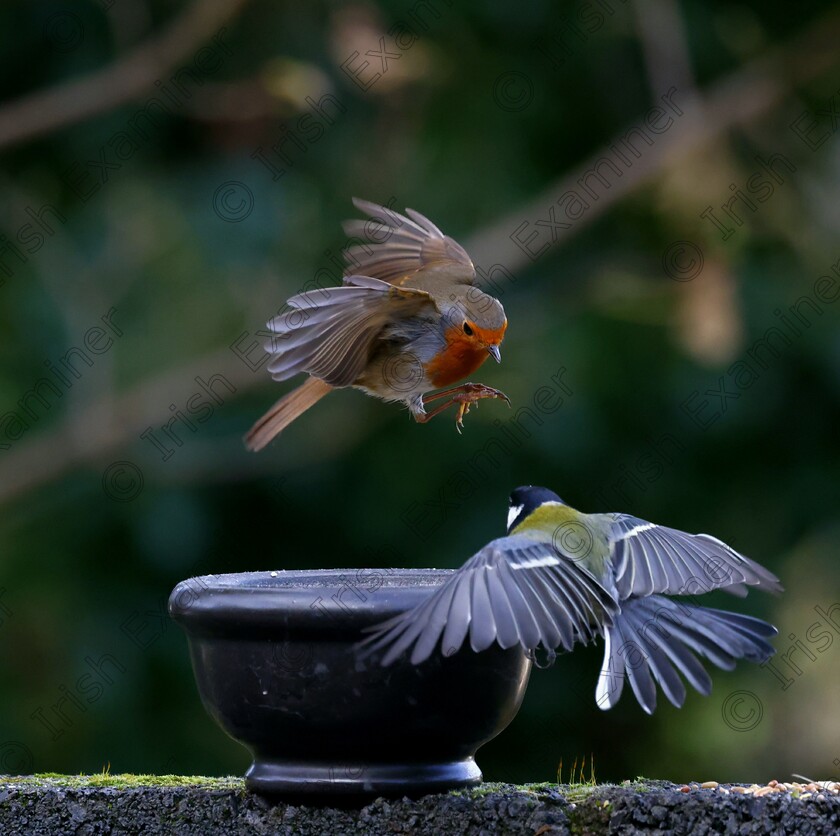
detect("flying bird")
[361,486,782,714]
[245,198,510,450]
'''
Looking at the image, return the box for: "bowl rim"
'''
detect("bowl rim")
[168,568,455,636]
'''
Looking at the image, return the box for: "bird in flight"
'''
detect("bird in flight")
[245,198,510,450]
[361,486,781,714]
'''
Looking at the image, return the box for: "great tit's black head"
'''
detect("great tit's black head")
[507,485,565,533]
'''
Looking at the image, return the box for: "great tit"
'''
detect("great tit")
[361,486,781,714]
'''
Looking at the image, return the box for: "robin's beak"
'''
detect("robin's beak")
[488,344,501,363]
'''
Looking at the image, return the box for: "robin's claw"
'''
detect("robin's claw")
[419,382,511,429]
[454,399,472,432]
[472,384,510,405]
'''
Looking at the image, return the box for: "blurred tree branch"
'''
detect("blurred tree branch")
[1,8,840,506]
[632,0,698,99]
[0,348,254,507]
[467,7,840,272]
[0,0,248,150]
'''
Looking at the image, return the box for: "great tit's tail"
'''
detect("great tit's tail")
[244,376,332,451]
[595,595,776,714]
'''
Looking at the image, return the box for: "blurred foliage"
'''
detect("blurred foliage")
[0,0,839,787]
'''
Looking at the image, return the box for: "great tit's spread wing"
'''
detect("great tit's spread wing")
[342,198,476,285]
[596,595,777,714]
[359,535,618,666]
[594,514,783,601]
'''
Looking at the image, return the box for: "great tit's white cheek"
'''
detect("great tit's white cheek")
[507,504,524,531]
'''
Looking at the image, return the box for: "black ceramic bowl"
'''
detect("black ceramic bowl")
[169,569,531,800]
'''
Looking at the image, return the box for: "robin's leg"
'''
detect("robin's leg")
[416,383,510,432]
[422,382,509,404]
[412,398,460,423]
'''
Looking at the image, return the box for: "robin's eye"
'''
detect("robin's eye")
[463,322,474,336]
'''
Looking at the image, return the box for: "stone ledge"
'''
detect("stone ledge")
[0,776,838,835]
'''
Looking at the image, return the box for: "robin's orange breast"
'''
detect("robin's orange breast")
[424,331,492,388]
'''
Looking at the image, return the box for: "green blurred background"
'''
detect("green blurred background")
[1,0,838,786]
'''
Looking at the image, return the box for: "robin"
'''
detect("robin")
[245,198,510,451]
[361,486,782,714]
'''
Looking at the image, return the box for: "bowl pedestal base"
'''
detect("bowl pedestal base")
[245,757,482,800]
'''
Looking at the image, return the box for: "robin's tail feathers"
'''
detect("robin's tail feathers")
[244,377,332,451]
[596,595,776,714]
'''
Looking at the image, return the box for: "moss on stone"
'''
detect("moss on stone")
[450,779,641,806]
[7,774,245,791]
[2,775,662,799]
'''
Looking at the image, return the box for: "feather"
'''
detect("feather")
[598,514,784,600]
[342,198,475,284]
[244,377,332,450]
[597,595,776,712]
[358,535,617,665]
[263,278,434,387]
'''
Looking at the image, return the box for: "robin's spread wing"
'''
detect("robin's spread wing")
[265,275,435,387]
[342,198,476,285]
[359,535,618,666]
[593,514,783,601]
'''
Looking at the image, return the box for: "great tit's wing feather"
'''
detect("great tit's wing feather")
[614,615,659,713]
[359,535,617,665]
[342,198,476,285]
[650,631,713,696]
[595,630,625,709]
[441,570,473,656]
[566,564,619,639]
[656,619,737,670]
[655,530,748,601]
[408,579,459,665]
[485,563,524,649]
[375,587,447,667]
[469,564,496,652]
[691,531,783,590]
[651,525,696,581]
[709,608,778,637]
[597,595,776,713]
[519,571,577,651]
[540,568,596,647]
[647,527,685,591]
[358,556,478,666]
[598,514,782,600]
[611,518,658,597]
[507,567,569,649]
[359,571,460,667]
[265,277,434,387]
[506,538,618,647]
[629,619,687,709]
[495,560,543,648]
